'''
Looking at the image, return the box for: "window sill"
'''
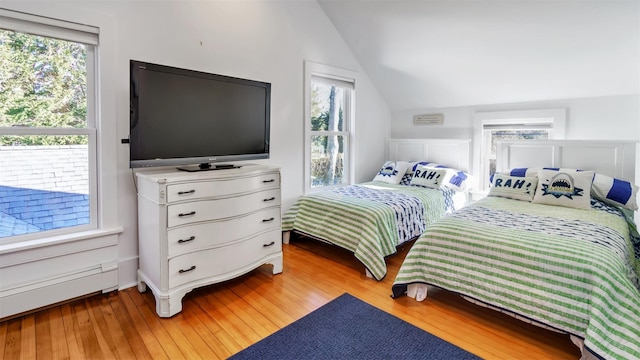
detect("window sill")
[0,227,123,255]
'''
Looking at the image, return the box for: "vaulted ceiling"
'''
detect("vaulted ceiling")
[317,0,640,111]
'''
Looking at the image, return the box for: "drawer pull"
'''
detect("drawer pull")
[178,211,196,217]
[262,179,275,183]
[179,265,196,274]
[178,236,196,243]
[178,189,196,195]
[263,197,276,202]
[263,241,275,247]
[262,217,275,223]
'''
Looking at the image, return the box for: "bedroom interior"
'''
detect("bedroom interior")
[0,0,638,359]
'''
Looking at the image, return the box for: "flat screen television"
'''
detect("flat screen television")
[129,60,271,171]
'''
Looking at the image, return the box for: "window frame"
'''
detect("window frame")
[0,6,118,246]
[303,61,356,194]
[473,109,566,192]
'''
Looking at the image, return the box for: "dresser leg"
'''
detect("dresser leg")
[137,272,147,292]
[151,290,187,318]
[270,254,283,274]
[137,280,147,293]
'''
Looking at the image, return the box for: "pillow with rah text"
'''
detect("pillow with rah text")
[488,174,538,202]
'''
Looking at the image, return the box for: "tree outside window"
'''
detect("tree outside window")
[310,81,346,187]
[0,27,95,240]
[304,61,355,193]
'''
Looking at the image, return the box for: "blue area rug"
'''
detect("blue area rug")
[229,293,480,360]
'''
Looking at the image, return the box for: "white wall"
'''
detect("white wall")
[2,1,390,293]
[391,94,639,141]
[391,94,640,203]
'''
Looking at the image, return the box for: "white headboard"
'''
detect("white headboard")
[387,138,472,172]
[496,140,638,183]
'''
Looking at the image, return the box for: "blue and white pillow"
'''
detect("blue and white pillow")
[410,165,453,189]
[408,161,471,192]
[447,170,472,192]
[498,167,638,211]
[592,173,638,210]
[488,174,538,202]
[373,161,410,184]
[399,173,413,186]
[407,161,441,174]
[491,168,540,184]
[532,169,594,209]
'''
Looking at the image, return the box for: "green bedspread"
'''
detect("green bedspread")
[282,182,447,280]
[392,196,640,360]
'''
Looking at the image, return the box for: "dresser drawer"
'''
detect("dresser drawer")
[166,173,279,203]
[167,207,281,258]
[168,229,281,288]
[167,189,280,227]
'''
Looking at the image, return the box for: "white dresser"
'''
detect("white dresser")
[135,164,282,317]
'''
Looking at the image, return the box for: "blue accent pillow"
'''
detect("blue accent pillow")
[592,173,638,210]
[399,173,413,186]
[491,168,539,184]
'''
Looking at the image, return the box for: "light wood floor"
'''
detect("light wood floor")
[0,237,581,359]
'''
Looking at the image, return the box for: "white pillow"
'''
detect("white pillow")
[373,161,410,184]
[488,174,538,202]
[408,161,471,192]
[410,165,453,189]
[592,173,639,211]
[407,161,441,174]
[532,169,594,209]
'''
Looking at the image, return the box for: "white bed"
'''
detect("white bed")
[392,139,640,360]
[283,138,472,280]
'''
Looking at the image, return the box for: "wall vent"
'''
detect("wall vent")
[413,113,444,126]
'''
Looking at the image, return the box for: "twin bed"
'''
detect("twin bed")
[391,140,640,360]
[282,139,472,280]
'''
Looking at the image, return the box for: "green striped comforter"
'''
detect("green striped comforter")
[392,196,640,360]
[282,182,447,280]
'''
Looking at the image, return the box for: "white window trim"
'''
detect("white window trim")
[0,3,120,245]
[0,8,98,44]
[473,108,567,191]
[303,60,356,194]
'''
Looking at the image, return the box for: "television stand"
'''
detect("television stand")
[135,165,282,317]
[176,163,242,172]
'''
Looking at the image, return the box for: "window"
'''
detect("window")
[0,10,98,243]
[304,61,355,193]
[474,109,566,191]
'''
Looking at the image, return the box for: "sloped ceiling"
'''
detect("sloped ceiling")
[317,0,640,110]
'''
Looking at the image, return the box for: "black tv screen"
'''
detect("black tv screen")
[129,60,270,170]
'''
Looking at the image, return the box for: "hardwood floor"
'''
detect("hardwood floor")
[0,237,581,359]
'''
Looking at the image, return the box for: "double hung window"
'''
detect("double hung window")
[304,61,355,193]
[474,109,566,191]
[0,10,98,243]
